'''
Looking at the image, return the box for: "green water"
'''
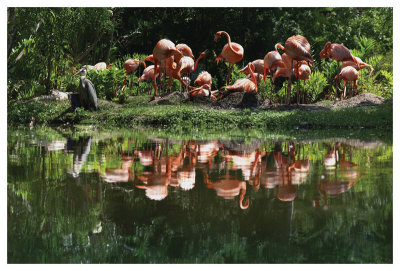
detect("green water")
[7,127,392,263]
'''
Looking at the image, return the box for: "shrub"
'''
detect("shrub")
[303,70,328,103]
[87,67,126,100]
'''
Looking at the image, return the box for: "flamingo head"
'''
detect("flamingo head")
[214,31,223,42]
[177,44,195,59]
[319,42,332,58]
[238,65,248,75]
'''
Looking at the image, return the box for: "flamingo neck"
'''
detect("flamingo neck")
[239,186,249,209]
[220,31,237,53]
[248,66,258,91]
[193,53,205,73]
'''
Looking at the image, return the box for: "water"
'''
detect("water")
[7,127,393,263]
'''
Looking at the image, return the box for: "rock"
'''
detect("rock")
[32,89,69,102]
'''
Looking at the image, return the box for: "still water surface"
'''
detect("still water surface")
[7,128,392,263]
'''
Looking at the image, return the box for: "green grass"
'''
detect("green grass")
[8,96,393,131]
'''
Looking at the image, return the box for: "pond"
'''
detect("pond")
[7,127,392,263]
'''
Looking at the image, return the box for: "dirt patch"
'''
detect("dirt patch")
[332,93,385,107]
[149,91,187,105]
[186,96,219,107]
[216,92,265,109]
[259,102,329,112]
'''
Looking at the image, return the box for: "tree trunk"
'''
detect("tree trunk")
[104,10,116,63]
[46,20,54,93]
[7,8,18,59]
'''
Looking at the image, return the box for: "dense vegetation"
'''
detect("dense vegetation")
[7,7,393,104]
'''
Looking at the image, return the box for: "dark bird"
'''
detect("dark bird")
[73,67,98,111]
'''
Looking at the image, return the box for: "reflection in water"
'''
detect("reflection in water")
[8,129,392,263]
[315,144,360,208]
[93,138,361,207]
[66,136,92,178]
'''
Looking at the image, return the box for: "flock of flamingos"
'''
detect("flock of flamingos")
[119,31,374,105]
[96,140,360,209]
[64,136,360,209]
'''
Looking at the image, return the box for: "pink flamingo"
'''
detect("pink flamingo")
[339,66,359,98]
[296,62,311,103]
[152,39,183,95]
[177,50,208,90]
[122,59,146,93]
[138,65,159,94]
[239,59,264,86]
[176,43,195,63]
[215,62,258,99]
[275,35,314,104]
[214,31,244,85]
[263,51,286,104]
[194,71,212,87]
[161,50,208,91]
[188,84,217,100]
[319,41,361,101]
[342,56,374,75]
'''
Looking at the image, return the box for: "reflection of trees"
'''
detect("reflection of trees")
[8,134,103,263]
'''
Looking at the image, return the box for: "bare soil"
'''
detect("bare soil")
[146,91,386,111]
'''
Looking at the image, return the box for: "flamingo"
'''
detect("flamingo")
[275,35,314,104]
[339,66,359,98]
[296,62,311,103]
[239,59,264,86]
[263,51,286,104]
[194,71,212,87]
[176,43,195,63]
[204,173,249,210]
[122,59,146,93]
[176,50,208,90]
[138,65,159,94]
[214,31,244,85]
[94,62,107,71]
[342,56,374,75]
[215,62,257,99]
[319,41,361,101]
[188,84,217,100]
[152,39,183,95]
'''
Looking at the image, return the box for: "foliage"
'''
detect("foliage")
[87,68,126,101]
[303,70,328,103]
[7,7,393,102]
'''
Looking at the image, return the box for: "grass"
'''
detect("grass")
[7,95,393,132]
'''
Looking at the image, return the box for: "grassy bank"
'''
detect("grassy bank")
[8,95,393,131]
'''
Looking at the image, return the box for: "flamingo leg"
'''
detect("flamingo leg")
[287,60,293,105]
[269,70,274,105]
[153,61,159,96]
[335,61,342,101]
[296,62,300,105]
[342,80,347,99]
[227,64,232,85]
